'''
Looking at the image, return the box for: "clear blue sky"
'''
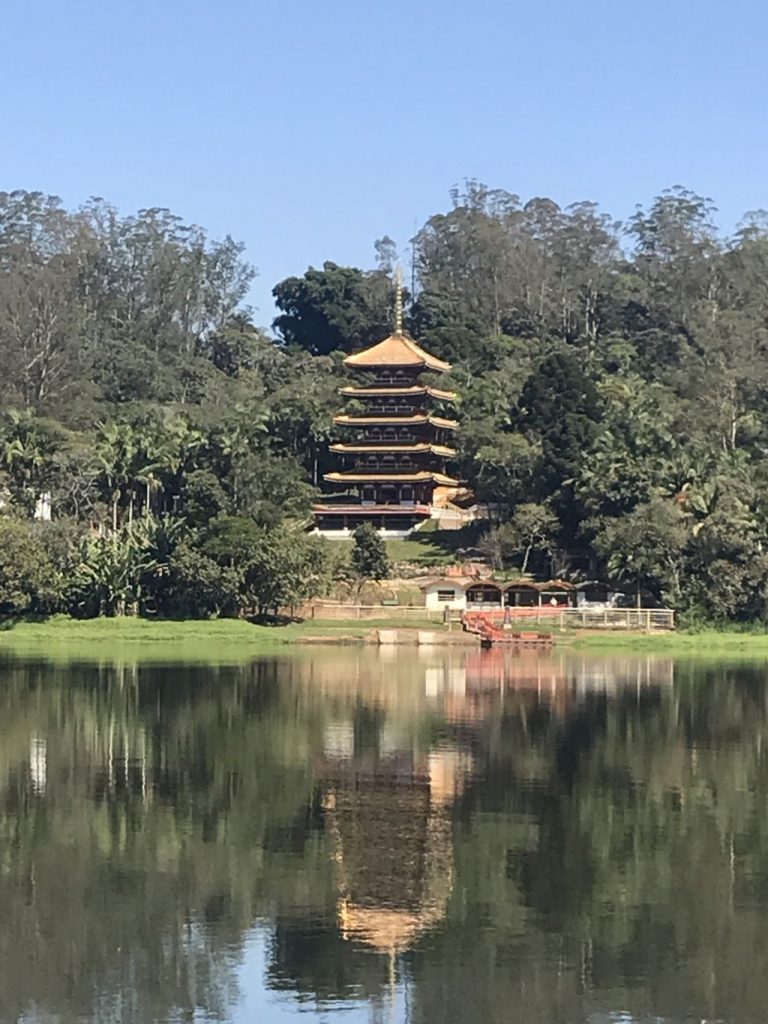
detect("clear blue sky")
[3,0,767,328]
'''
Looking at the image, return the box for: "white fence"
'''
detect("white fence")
[298,602,675,631]
[467,607,675,631]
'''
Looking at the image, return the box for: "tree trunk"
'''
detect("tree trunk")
[521,543,532,576]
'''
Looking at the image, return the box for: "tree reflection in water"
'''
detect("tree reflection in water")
[0,648,766,1023]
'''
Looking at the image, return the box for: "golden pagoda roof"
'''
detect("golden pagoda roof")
[344,331,451,372]
[333,413,459,430]
[340,384,458,402]
[330,442,457,457]
[324,471,460,486]
[338,903,434,954]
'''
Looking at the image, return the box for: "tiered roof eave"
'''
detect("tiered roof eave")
[333,413,459,430]
[339,384,458,402]
[329,442,457,457]
[324,470,459,486]
[343,331,452,373]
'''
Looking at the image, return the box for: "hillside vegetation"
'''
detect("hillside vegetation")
[0,183,767,622]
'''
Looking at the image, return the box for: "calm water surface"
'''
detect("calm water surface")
[1,646,766,1023]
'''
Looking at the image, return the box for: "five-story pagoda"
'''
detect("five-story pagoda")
[313,280,459,536]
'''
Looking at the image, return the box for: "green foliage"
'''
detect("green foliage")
[202,517,331,616]
[351,523,390,580]
[0,520,62,613]
[479,502,558,573]
[272,262,393,355]
[69,516,183,617]
[8,183,768,620]
[465,432,539,516]
[231,452,315,525]
[592,498,688,605]
[178,469,229,530]
[164,542,242,618]
[0,192,255,413]
[519,351,602,498]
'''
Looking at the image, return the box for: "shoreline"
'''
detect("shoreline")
[0,616,767,661]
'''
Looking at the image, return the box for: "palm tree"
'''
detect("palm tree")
[95,422,139,533]
[0,410,58,515]
[213,407,268,506]
[167,417,205,498]
[133,426,172,518]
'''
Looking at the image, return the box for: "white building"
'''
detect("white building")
[420,577,578,611]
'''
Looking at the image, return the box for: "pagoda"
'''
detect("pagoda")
[313,279,459,536]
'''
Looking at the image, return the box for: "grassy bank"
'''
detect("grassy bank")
[0,614,450,663]
[2,616,768,663]
[564,628,768,653]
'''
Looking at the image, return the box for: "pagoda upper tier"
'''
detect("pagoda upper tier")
[343,332,452,372]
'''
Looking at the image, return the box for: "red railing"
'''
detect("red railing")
[462,612,552,647]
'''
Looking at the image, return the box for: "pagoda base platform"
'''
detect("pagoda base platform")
[312,503,432,539]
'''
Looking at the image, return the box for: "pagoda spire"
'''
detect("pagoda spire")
[394,264,404,335]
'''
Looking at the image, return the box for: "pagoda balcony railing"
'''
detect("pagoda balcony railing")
[349,432,422,443]
[313,503,431,517]
[351,463,422,471]
[318,495,425,508]
[361,498,417,507]
[367,374,418,385]
[362,404,428,415]
[320,493,419,505]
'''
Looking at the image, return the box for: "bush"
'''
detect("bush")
[163,543,241,618]
[0,519,67,615]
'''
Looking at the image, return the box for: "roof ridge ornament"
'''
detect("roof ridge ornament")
[394,264,404,335]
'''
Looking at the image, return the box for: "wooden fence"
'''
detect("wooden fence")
[297,603,446,622]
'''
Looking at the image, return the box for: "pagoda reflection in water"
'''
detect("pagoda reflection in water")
[313,647,674,963]
[316,653,472,955]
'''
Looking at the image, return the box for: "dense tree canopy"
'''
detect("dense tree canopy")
[5,182,768,620]
[272,261,394,356]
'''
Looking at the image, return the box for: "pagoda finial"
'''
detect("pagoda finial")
[394,264,404,334]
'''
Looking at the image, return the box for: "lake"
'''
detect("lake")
[0,645,766,1023]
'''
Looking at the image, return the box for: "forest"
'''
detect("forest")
[1,182,768,622]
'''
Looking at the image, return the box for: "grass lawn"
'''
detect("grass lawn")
[3,616,768,665]
[328,536,457,566]
[0,614,450,663]
[330,527,476,566]
[385,537,456,565]
[563,628,768,654]
[386,523,483,566]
